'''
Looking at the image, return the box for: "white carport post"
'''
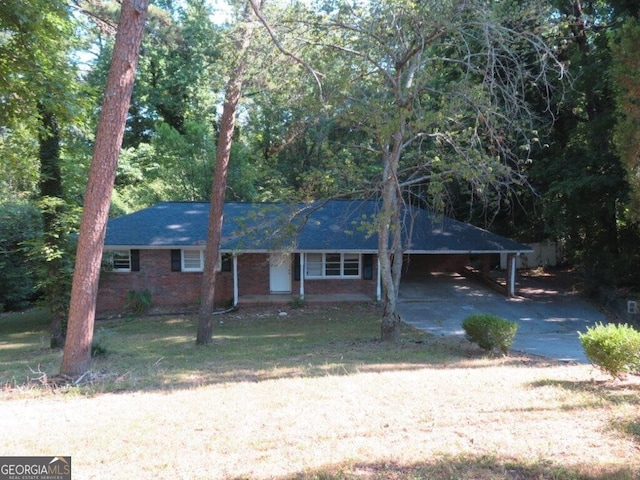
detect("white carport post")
[376,257,382,302]
[299,253,305,299]
[233,253,239,306]
[507,253,517,297]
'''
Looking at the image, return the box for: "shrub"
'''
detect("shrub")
[290,297,306,309]
[462,313,519,355]
[91,328,109,357]
[578,323,640,378]
[125,289,153,315]
[91,340,108,357]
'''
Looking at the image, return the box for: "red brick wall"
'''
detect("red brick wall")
[293,278,376,295]
[236,254,270,295]
[235,253,378,296]
[97,250,380,313]
[96,249,233,314]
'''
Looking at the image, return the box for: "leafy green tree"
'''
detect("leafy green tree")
[0,0,85,200]
[0,0,72,127]
[111,120,217,214]
[306,0,564,340]
[0,202,41,311]
[26,198,79,346]
[0,0,89,348]
[37,105,70,347]
[0,122,39,201]
[612,17,640,221]
[244,96,379,201]
[125,0,223,145]
[522,0,640,290]
[82,0,225,211]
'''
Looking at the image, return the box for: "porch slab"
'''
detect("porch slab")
[237,293,374,305]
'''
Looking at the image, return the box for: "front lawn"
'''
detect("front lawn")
[1,304,638,479]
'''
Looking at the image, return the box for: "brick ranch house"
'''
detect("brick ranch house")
[97,199,532,314]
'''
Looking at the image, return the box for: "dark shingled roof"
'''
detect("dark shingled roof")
[104,200,532,254]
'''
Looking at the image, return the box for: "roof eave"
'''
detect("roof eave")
[405,249,534,254]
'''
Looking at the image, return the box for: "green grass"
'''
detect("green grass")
[1,304,639,480]
[1,303,463,392]
[0,309,61,384]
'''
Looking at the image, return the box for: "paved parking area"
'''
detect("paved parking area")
[398,273,606,363]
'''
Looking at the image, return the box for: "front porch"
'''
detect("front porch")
[237,293,375,305]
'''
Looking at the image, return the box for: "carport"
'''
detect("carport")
[398,213,533,297]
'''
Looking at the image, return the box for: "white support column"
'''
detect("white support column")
[508,254,517,297]
[233,253,239,306]
[299,253,305,299]
[376,257,382,302]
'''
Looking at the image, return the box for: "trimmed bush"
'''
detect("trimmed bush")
[462,313,519,355]
[578,323,640,378]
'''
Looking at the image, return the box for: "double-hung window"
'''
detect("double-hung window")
[304,253,360,279]
[112,250,132,272]
[342,253,360,276]
[182,249,204,272]
[305,254,323,277]
[104,249,139,272]
[172,250,231,272]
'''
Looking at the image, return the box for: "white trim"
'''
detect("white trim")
[509,254,517,296]
[403,249,534,255]
[233,254,238,307]
[299,253,305,299]
[376,258,381,301]
[103,246,531,255]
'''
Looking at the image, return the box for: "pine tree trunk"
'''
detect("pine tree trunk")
[61,0,148,377]
[196,79,241,344]
[196,5,255,345]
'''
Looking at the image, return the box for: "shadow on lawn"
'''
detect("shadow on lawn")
[256,455,639,480]
[2,343,557,395]
[77,348,569,396]
[529,378,640,406]
[0,308,588,394]
[528,377,640,447]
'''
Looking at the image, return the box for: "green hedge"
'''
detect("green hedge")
[462,313,518,355]
[579,323,640,378]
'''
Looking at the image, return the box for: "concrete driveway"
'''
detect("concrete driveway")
[397,273,605,363]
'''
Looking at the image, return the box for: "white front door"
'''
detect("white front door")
[269,253,291,293]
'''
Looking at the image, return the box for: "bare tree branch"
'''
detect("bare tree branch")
[247,0,325,102]
[70,0,118,35]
